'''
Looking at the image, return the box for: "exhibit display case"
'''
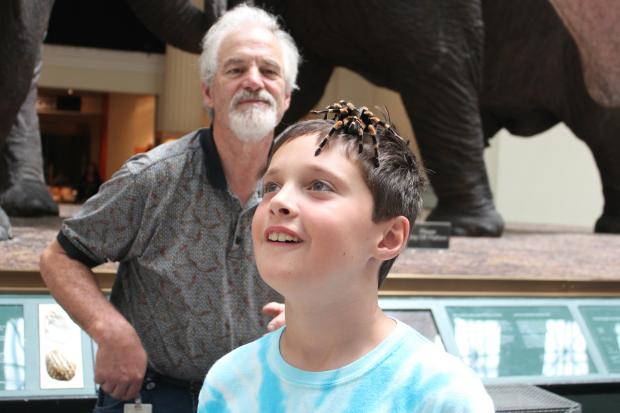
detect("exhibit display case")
[380,297,620,385]
[0,295,96,400]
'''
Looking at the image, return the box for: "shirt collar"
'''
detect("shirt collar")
[199,128,227,191]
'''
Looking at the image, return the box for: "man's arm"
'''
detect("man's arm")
[40,240,147,400]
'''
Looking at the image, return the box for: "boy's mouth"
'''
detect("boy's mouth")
[267,232,301,243]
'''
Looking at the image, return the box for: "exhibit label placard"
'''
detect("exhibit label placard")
[408,222,451,249]
[447,306,595,378]
[38,304,84,389]
[579,306,620,373]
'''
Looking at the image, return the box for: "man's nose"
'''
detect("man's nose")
[241,66,264,91]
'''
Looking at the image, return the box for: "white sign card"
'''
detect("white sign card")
[38,304,84,389]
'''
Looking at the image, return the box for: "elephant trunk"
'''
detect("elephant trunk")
[127,0,215,54]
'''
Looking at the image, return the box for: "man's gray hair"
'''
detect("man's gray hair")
[199,4,300,92]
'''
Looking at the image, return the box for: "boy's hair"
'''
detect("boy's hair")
[270,117,427,287]
[199,3,300,93]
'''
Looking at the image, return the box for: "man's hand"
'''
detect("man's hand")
[262,301,285,332]
[94,322,147,401]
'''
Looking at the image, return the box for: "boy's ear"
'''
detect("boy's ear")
[375,216,410,260]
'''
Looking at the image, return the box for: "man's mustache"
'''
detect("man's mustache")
[231,90,276,108]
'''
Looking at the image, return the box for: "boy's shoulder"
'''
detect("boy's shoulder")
[395,321,480,380]
[392,321,494,411]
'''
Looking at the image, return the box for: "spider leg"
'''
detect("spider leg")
[310,109,330,120]
[315,136,330,156]
[329,120,344,136]
[315,120,343,156]
[367,124,377,136]
[350,118,365,153]
[378,119,391,129]
[358,127,364,154]
[341,117,353,135]
[367,124,380,167]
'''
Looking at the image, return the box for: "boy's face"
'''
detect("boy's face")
[252,133,386,298]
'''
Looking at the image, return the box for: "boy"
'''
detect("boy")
[198,102,494,412]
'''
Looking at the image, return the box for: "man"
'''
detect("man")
[39,4,299,412]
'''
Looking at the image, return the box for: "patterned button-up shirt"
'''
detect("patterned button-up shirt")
[57,128,280,381]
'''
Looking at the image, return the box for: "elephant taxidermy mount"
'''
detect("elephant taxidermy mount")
[1,0,619,240]
[128,0,620,237]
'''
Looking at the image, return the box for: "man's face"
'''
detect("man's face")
[252,133,384,301]
[203,26,291,142]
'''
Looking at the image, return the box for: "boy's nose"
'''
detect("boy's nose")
[277,206,291,215]
[269,189,298,217]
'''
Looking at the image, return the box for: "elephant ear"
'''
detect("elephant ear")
[550,0,620,107]
[127,0,216,54]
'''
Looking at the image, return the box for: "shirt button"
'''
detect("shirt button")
[145,381,156,390]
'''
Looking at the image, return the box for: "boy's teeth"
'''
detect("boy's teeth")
[268,232,300,242]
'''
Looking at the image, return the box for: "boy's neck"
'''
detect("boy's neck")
[279,298,396,372]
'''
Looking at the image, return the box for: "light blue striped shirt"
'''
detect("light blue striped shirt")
[198,320,494,412]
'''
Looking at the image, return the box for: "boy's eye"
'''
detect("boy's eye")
[263,181,280,193]
[308,180,333,192]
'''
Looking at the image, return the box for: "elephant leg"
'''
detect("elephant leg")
[0,0,55,239]
[0,208,10,240]
[0,53,58,218]
[568,109,620,234]
[279,57,334,131]
[401,89,504,237]
[594,150,620,234]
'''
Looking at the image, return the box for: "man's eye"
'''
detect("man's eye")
[309,180,333,192]
[263,181,280,193]
[261,68,279,78]
[226,67,244,75]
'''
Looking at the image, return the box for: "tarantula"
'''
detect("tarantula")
[311,100,391,167]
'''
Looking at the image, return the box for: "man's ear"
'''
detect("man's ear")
[201,81,214,109]
[375,216,410,260]
[282,89,292,112]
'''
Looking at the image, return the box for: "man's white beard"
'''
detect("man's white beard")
[228,90,278,143]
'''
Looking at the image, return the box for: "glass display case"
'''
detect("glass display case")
[380,297,620,385]
[0,295,96,400]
